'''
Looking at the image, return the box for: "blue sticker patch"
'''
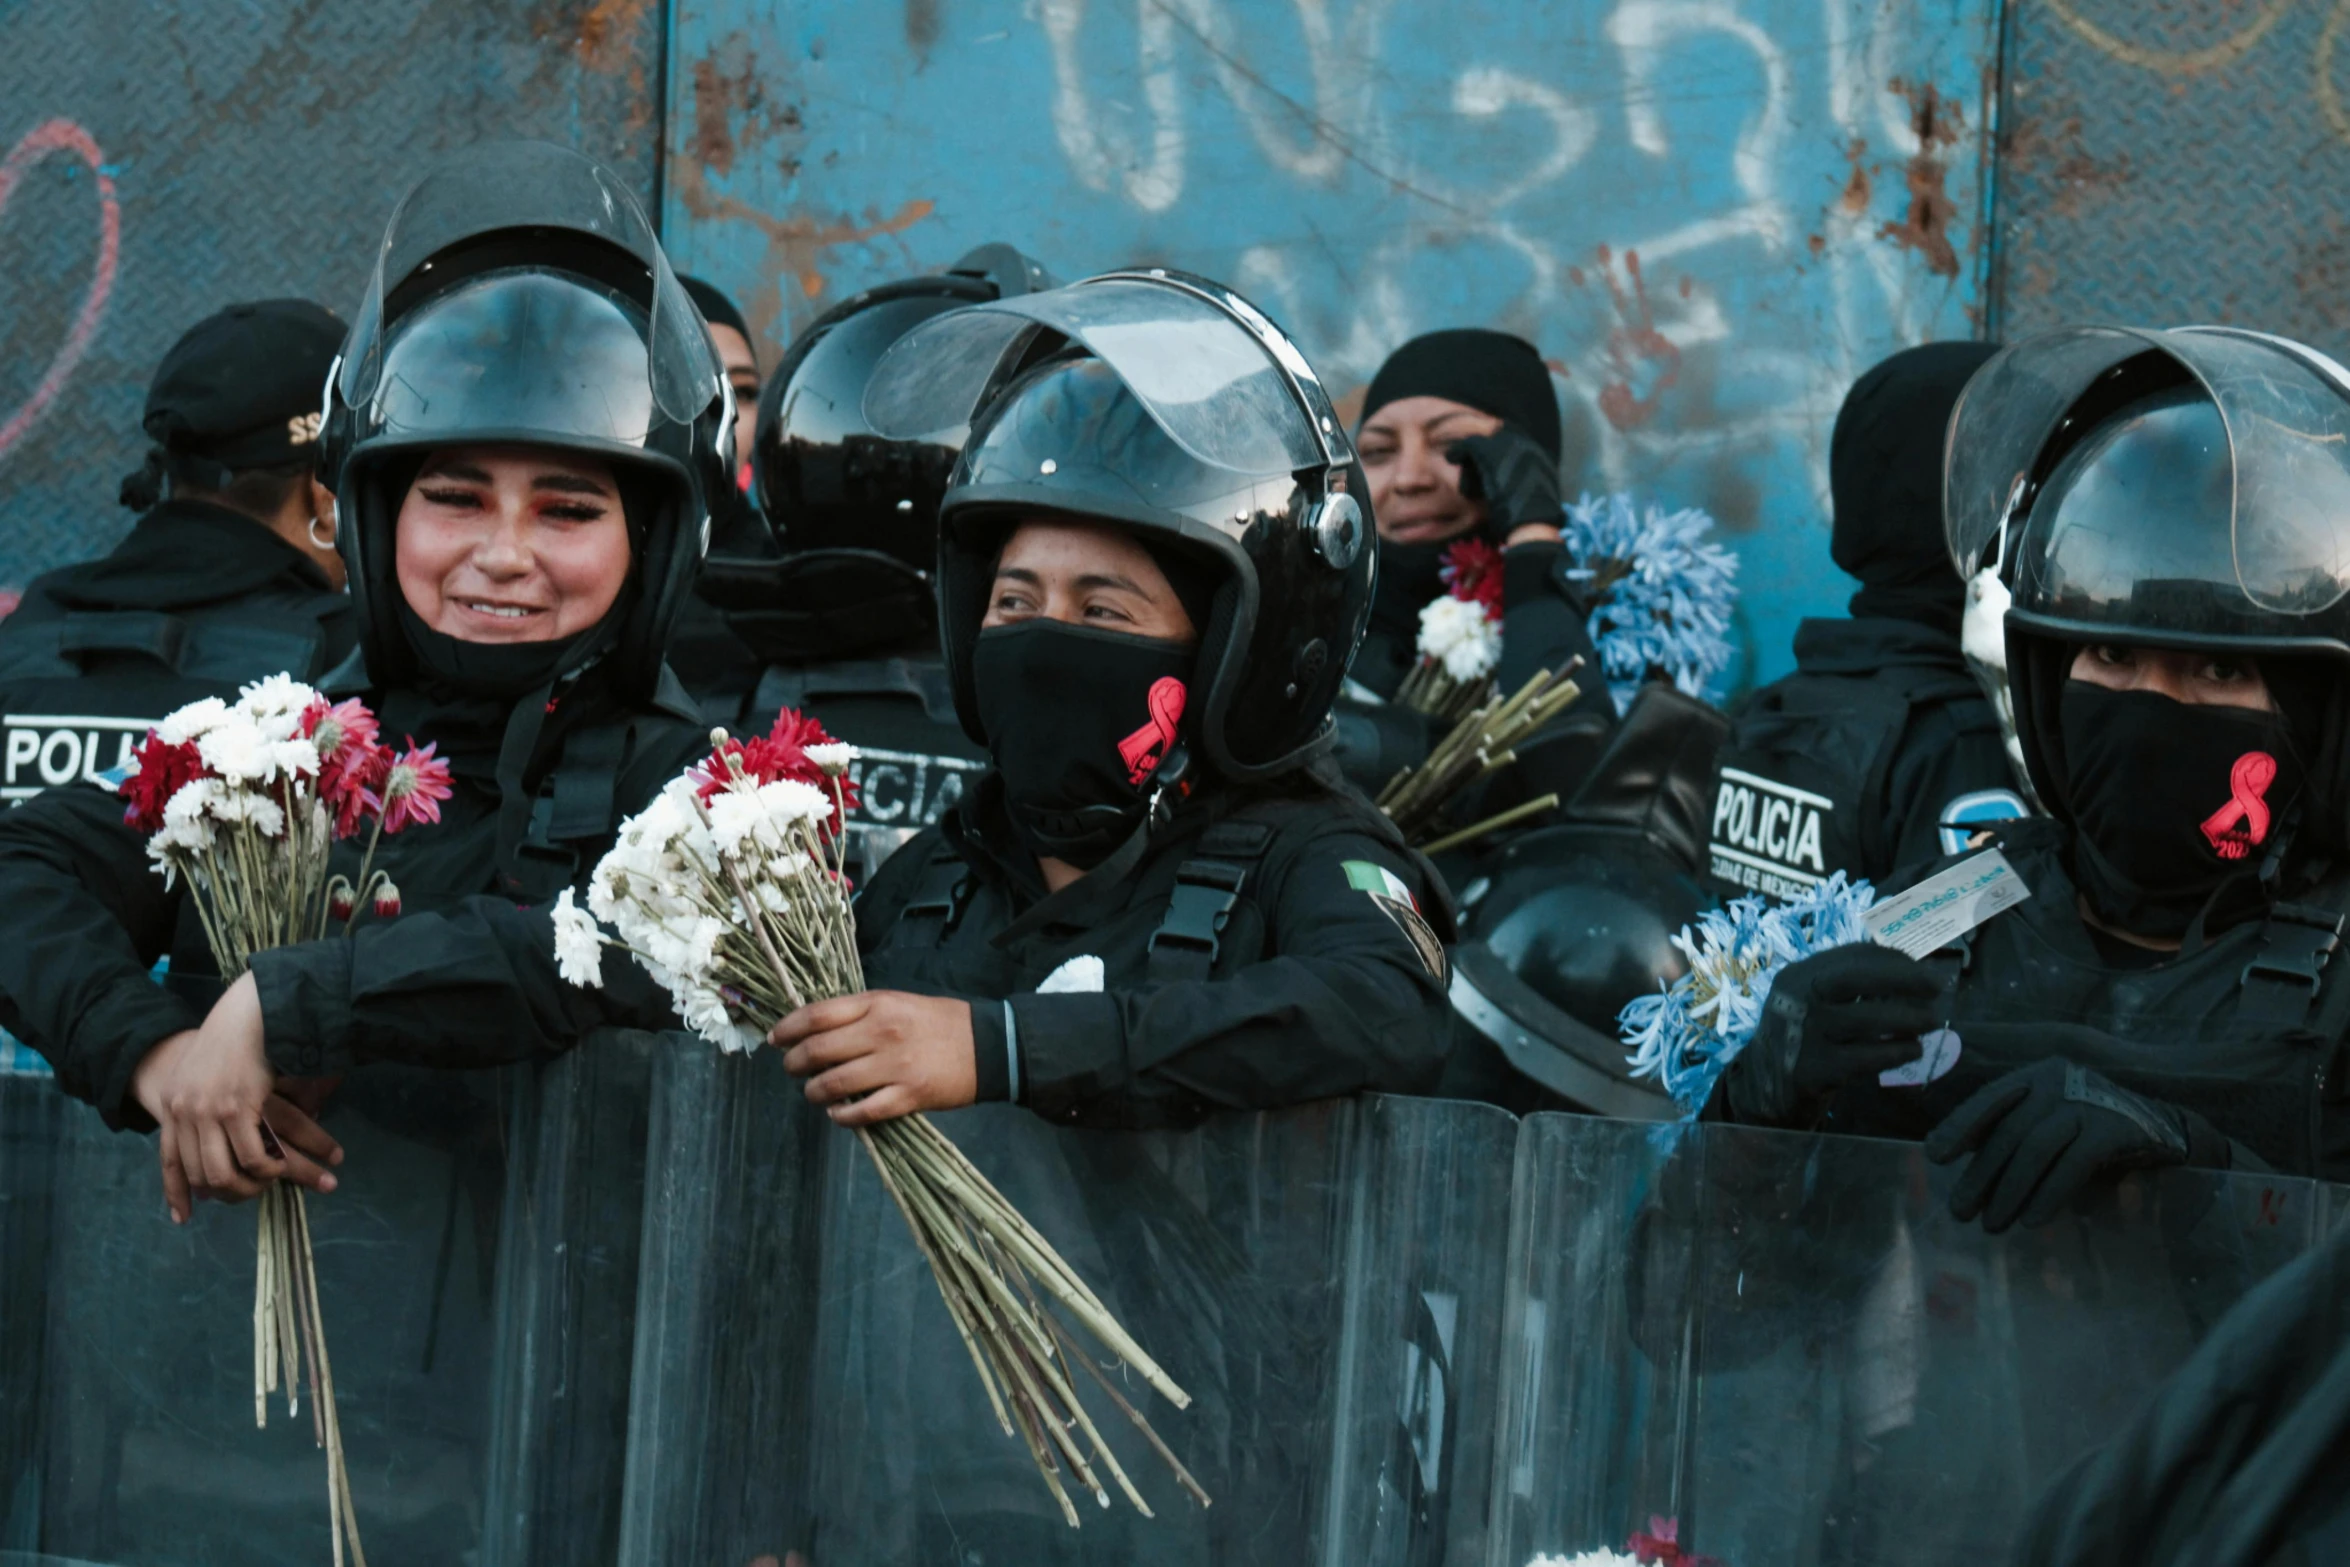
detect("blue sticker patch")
[1938,788,2029,856]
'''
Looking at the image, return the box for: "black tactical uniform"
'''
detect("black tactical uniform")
[0,142,731,1120]
[851,268,1454,1127]
[1704,342,2023,901]
[703,247,1056,875]
[0,300,354,804]
[1337,329,1613,818]
[1714,326,2350,1215]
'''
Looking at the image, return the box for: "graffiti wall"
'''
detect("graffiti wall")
[662,0,2000,690]
[0,0,664,595]
[0,1,2007,689]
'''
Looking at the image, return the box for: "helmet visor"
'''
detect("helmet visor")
[1943,326,2152,576]
[363,270,661,449]
[1949,326,2350,620]
[340,141,719,430]
[863,275,1328,477]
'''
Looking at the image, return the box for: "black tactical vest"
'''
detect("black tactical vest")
[1706,662,1991,900]
[869,788,1449,1001]
[1828,821,2350,1177]
[0,595,343,803]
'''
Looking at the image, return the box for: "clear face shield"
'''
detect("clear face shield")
[338,141,722,450]
[861,270,1352,485]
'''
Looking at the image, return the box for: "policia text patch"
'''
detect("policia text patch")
[1708,766,1830,898]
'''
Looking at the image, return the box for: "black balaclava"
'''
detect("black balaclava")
[1361,329,1562,458]
[1362,329,1561,630]
[2059,682,2306,940]
[974,622,1195,870]
[1829,341,1998,638]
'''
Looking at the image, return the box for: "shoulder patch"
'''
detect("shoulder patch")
[1344,859,1446,981]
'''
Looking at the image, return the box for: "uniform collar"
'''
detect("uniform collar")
[48,499,334,611]
[1791,614,1969,677]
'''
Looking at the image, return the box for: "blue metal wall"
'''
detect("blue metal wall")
[661,0,2001,690]
[0,1,2002,692]
[0,0,664,597]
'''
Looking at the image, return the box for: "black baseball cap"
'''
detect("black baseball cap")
[144,298,347,472]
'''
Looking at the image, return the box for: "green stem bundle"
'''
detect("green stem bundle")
[1378,661,1585,849]
[693,738,1206,1526]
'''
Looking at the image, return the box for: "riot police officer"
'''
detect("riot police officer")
[0,299,355,804]
[700,245,1055,877]
[1703,342,2024,901]
[766,269,1454,1128]
[1338,328,1613,811]
[666,275,775,698]
[0,141,725,1206]
[1712,326,2350,1226]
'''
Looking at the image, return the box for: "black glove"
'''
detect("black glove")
[1720,943,1940,1127]
[1923,1058,2231,1233]
[1447,426,1564,543]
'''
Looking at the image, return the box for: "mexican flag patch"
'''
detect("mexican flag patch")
[1343,859,1445,980]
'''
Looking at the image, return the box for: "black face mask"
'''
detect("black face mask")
[2060,681,2305,939]
[973,620,1195,871]
[1370,538,1450,636]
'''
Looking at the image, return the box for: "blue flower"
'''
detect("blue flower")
[1621,872,1878,1115]
[1562,492,1740,715]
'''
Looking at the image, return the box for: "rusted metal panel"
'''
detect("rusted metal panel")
[1993,0,2350,348]
[663,0,1999,690]
[0,0,665,596]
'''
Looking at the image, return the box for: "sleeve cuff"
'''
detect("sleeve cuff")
[249,941,359,1078]
[81,985,206,1133]
[969,997,1016,1103]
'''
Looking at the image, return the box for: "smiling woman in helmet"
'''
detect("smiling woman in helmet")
[1705,328,2350,1232]
[0,143,731,1221]
[766,273,1455,1127]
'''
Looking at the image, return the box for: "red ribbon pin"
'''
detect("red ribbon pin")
[1117,677,1187,786]
[2200,750,2279,860]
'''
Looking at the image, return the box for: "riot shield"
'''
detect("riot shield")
[8,1032,654,1564]
[1487,1117,2334,1567]
[615,1040,831,1566]
[0,1072,63,1549]
[619,1092,1513,1567]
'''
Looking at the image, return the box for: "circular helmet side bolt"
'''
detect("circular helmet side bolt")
[863,267,1372,780]
[317,140,731,702]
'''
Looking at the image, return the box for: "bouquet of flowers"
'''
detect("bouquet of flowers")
[552,710,1208,1526]
[1562,492,1739,715]
[1619,873,1874,1114]
[1396,538,1507,721]
[122,674,454,1567]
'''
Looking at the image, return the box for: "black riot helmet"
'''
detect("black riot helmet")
[1945,326,2350,829]
[1443,687,1722,1120]
[862,269,1373,779]
[716,246,1056,661]
[319,141,732,700]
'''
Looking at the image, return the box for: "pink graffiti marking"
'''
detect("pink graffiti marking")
[0,119,119,460]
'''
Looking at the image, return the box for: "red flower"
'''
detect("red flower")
[118,732,209,833]
[1628,1516,1718,1567]
[372,879,402,919]
[378,740,454,834]
[694,709,862,827]
[1440,538,1505,620]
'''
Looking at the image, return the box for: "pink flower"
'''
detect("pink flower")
[305,697,392,838]
[378,740,453,834]
[372,879,402,919]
